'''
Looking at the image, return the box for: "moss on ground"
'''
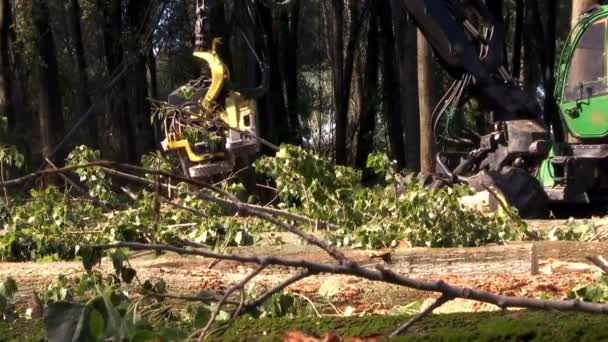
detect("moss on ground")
[221,311,608,342]
[0,319,45,342]
[2,311,608,341]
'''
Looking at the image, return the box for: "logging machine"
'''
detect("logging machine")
[162,0,608,219]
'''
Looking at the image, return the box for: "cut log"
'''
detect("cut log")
[372,244,537,276]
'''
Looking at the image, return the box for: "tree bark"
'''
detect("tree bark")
[127,0,155,155]
[32,0,66,161]
[355,6,378,169]
[417,30,435,174]
[391,0,420,171]
[327,0,347,164]
[485,0,503,18]
[544,0,563,140]
[100,0,136,162]
[328,0,368,165]
[69,0,98,148]
[380,1,406,169]
[280,1,301,145]
[523,1,542,97]
[512,0,524,79]
[0,0,12,131]
[258,4,289,146]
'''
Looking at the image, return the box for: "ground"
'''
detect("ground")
[1,220,608,340]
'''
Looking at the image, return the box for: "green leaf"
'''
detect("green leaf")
[81,247,103,272]
[0,294,7,313]
[317,278,342,300]
[0,277,18,298]
[111,253,126,275]
[193,306,212,328]
[120,267,137,284]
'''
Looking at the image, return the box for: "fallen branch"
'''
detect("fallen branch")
[93,241,608,315]
[0,161,338,230]
[587,255,608,273]
[389,293,453,337]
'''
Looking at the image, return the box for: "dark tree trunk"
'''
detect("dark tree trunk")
[328,0,347,164]
[523,1,541,97]
[148,49,158,100]
[512,0,524,79]
[0,0,12,132]
[127,0,155,155]
[32,0,65,161]
[355,6,378,169]
[148,48,160,145]
[379,1,406,169]
[391,0,420,171]
[485,0,503,18]
[101,0,136,162]
[280,1,301,145]
[69,0,98,148]
[328,0,368,165]
[543,0,562,140]
[258,4,289,146]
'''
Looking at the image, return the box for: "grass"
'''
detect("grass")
[221,311,608,341]
[2,311,608,341]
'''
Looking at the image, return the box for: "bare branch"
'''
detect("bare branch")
[94,242,608,315]
[587,256,608,273]
[199,264,268,341]
[0,162,338,230]
[390,293,452,337]
[243,269,314,313]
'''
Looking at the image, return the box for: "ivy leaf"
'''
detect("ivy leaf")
[317,278,342,300]
[0,277,18,298]
[0,295,7,313]
[193,306,212,328]
[81,247,103,272]
[111,253,126,275]
[120,267,137,285]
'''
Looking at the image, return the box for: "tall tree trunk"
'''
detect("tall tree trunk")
[0,0,12,132]
[379,1,406,169]
[512,0,524,79]
[523,1,541,97]
[127,0,155,155]
[258,4,289,146]
[32,0,65,161]
[327,0,347,164]
[572,0,599,28]
[69,0,98,148]
[101,0,136,162]
[485,0,503,18]
[544,0,563,140]
[148,48,160,145]
[280,1,301,145]
[417,30,435,174]
[391,0,420,171]
[355,7,378,169]
[328,0,368,165]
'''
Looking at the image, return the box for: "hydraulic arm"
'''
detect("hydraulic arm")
[398,0,541,121]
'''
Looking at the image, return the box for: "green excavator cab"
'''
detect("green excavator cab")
[539,5,608,204]
[557,5,608,139]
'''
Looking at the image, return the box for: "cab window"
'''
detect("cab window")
[564,20,608,103]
